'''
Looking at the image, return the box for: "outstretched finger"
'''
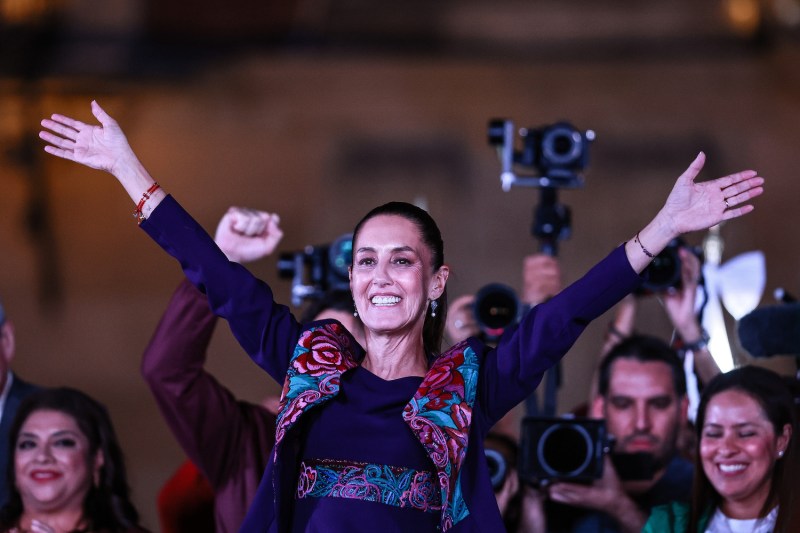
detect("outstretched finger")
[677,152,706,184]
[91,100,118,127]
[722,203,755,221]
[720,174,763,198]
[39,130,75,149]
[40,118,79,140]
[46,113,85,132]
[43,144,76,162]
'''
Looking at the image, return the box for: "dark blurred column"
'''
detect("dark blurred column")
[1,0,65,310]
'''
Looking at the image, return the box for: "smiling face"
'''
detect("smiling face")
[14,409,101,514]
[350,214,447,340]
[700,389,791,516]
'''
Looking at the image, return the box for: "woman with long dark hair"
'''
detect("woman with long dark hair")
[644,366,796,532]
[0,388,147,533]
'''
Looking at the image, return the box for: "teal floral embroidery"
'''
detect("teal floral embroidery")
[296,459,441,513]
[403,341,479,530]
[275,323,357,450]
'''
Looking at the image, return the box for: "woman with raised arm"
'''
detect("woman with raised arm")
[39,101,764,533]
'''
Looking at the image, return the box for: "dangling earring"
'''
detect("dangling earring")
[353,300,358,317]
[430,299,438,317]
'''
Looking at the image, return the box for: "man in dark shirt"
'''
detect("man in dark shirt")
[546,335,692,533]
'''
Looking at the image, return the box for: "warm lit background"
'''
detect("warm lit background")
[2,0,799,529]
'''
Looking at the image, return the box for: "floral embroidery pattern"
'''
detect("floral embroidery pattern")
[296,459,441,513]
[273,327,481,530]
[403,341,479,530]
[275,324,358,451]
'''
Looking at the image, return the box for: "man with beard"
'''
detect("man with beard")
[545,335,692,533]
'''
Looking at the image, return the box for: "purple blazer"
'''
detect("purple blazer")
[141,196,641,533]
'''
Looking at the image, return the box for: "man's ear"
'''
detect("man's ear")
[0,321,15,365]
[679,395,689,425]
[590,394,605,419]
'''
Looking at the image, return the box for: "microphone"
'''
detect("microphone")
[737,303,800,357]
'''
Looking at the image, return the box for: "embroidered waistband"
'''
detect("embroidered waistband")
[296,458,442,513]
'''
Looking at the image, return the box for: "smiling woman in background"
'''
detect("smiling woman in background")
[643,365,796,533]
[0,388,148,533]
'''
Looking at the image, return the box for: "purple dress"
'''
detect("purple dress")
[141,196,642,533]
[291,366,439,531]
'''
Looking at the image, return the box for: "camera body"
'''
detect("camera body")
[519,416,609,485]
[277,233,353,307]
[637,237,703,295]
[488,118,594,191]
[518,416,660,485]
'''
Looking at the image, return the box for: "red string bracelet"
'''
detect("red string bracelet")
[133,182,161,224]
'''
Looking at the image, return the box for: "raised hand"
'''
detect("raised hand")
[214,207,284,263]
[661,247,702,339]
[627,153,764,274]
[39,100,135,175]
[660,152,764,236]
[40,101,160,210]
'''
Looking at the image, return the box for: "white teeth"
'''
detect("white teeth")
[719,464,746,473]
[371,296,400,305]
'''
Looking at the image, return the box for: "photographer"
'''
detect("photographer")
[592,243,721,427]
[446,253,563,439]
[445,253,562,347]
[546,335,692,533]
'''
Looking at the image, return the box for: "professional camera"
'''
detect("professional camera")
[277,233,353,307]
[637,237,703,295]
[519,416,609,484]
[473,283,525,342]
[487,119,594,191]
[519,416,660,485]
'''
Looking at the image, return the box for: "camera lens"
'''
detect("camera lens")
[474,283,520,335]
[328,233,353,280]
[541,124,583,168]
[537,423,593,477]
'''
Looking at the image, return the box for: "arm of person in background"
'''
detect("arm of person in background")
[660,246,720,385]
[588,294,637,414]
[476,152,764,427]
[141,207,282,493]
[521,253,562,307]
[40,101,301,383]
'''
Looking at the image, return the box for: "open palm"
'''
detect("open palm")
[40,100,135,175]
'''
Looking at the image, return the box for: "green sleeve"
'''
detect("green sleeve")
[642,501,690,533]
